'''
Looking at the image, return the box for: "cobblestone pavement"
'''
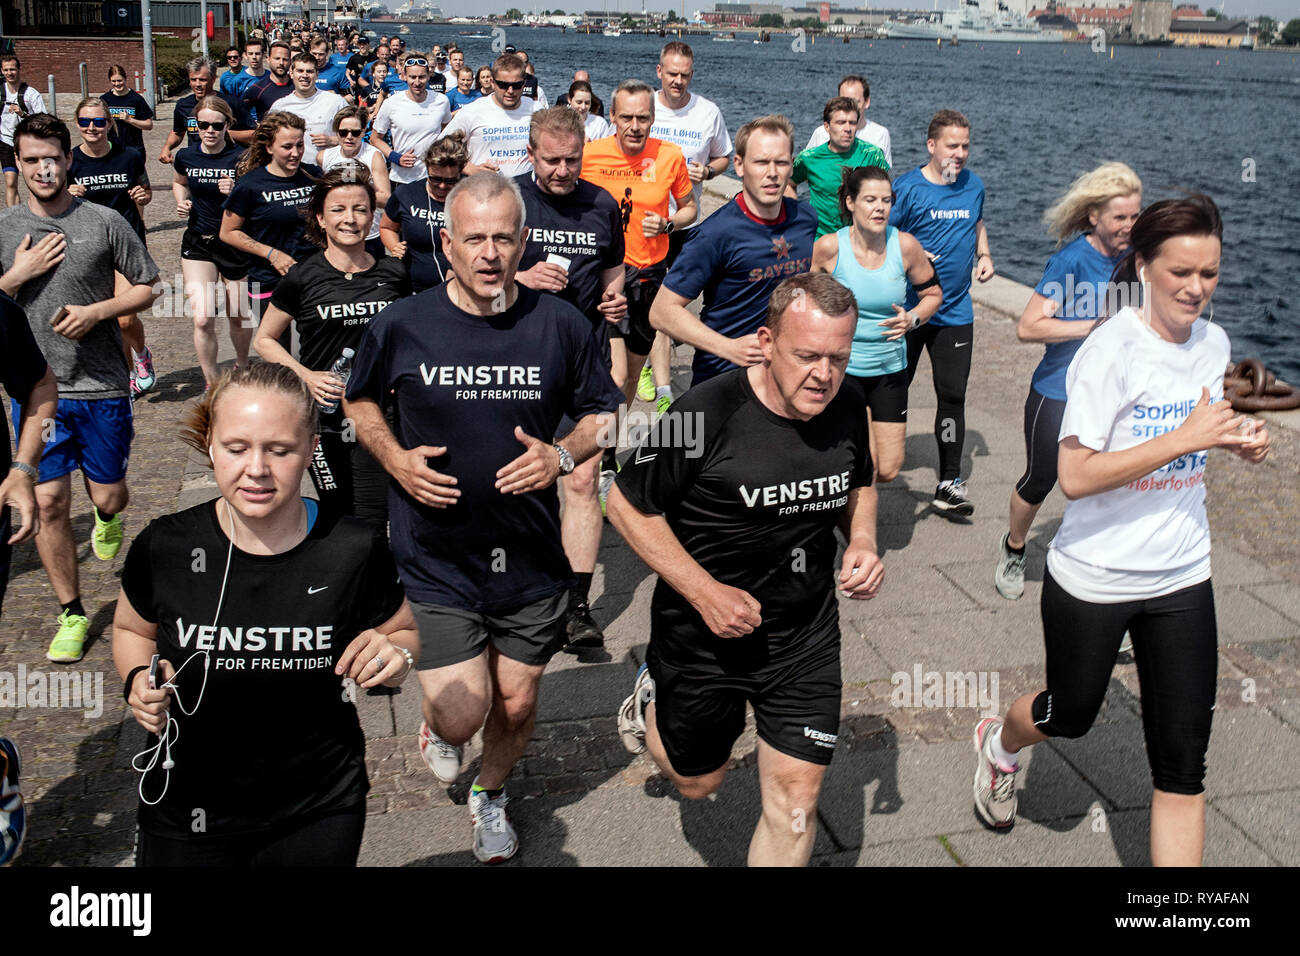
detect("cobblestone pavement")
[3,106,1297,867]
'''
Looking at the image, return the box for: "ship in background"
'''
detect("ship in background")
[391,1,445,21]
[886,0,1056,42]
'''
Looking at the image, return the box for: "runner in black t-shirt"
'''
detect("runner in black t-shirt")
[68,97,157,397]
[0,293,56,614]
[159,58,252,163]
[101,66,154,154]
[174,96,251,388]
[220,112,322,336]
[243,41,295,123]
[514,107,627,653]
[610,273,884,867]
[344,173,623,864]
[256,169,410,523]
[116,363,417,866]
[377,132,466,292]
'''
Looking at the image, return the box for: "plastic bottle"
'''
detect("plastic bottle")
[319,347,355,414]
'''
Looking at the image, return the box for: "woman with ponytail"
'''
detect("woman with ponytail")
[972,194,1271,866]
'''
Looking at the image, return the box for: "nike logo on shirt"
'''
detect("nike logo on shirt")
[307,585,329,594]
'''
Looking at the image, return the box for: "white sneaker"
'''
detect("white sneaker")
[973,717,1018,830]
[617,663,655,754]
[418,721,463,784]
[468,783,518,864]
[994,532,1026,600]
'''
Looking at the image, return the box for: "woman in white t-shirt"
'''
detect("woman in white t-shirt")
[317,105,390,258]
[971,194,1271,866]
[566,80,610,142]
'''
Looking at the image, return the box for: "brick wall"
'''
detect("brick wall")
[11,37,166,102]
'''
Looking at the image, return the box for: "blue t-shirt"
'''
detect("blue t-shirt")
[316,63,352,95]
[831,226,908,377]
[383,179,449,293]
[889,166,984,327]
[69,143,149,241]
[446,87,481,111]
[382,73,409,95]
[221,67,265,101]
[345,284,624,612]
[222,163,322,288]
[1030,233,1126,401]
[175,141,245,234]
[663,194,818,385]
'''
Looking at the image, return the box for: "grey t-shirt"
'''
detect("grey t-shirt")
[0,199,157,398]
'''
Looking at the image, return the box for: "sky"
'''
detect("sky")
[370,1,1300,22]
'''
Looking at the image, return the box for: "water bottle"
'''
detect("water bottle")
[318,347,355,415]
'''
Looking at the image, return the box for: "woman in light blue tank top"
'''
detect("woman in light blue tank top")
[811,165,942,482]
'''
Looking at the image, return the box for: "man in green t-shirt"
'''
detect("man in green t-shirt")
[788,96,889,237]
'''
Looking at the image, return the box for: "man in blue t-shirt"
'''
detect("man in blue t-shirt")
[344,173,622,865]
[220,37,267,101]
[652,114,818,388]
[889,109,995,517]
[310,37,351,95]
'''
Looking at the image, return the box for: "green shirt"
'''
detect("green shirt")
[792,139,890,237]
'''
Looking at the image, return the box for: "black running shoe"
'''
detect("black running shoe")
[932,478,975,517]
[563,599,605,650]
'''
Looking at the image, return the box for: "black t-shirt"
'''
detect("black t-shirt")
[0,293,49,476]
[172,91,251,147]
[346,52,376,76]
[522,75,539,100]
[270,250,410,373]
[516,173,624,321]
[174,141,244,234]
[617,368,873,645]
[383,179,448,293]
[428,72,447,95]
[223,163,322,286]
[346,284,624,612]
[101,89,154,153]
[69,143,149,241]
[119,500,406,839]
[243,74,294,122]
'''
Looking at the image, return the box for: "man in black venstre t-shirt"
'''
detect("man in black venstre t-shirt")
[344,173,622,865]
[608,272,886,867]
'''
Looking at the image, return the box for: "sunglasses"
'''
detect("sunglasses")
[226,53,241,60]
[339,128,363,137]
[76,117,108,128]
[196,120,226,131]
[429,174,460,186]
[494,79,525,90]
[405,57,428,67]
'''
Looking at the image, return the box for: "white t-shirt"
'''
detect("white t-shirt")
[268,90,347,165]
[372,90,452,184]
[2,83,47,146]
[805,119,892,168]
[650,92,732,228]
[318,142,384,240]
[583,113,612,142]
[440,95,539,177]
[1047,307,1232,603]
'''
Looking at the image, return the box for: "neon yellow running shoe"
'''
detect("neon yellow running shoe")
[47,610,89,664]
[655,393,673,418]
[91,510,123,561]
[636,365,655,402]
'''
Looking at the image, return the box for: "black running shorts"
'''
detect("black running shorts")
[841,369,909,424]
[181,226,250,281]
[611,261,667,357]
[647,621,842,777]
[411,589,570,670]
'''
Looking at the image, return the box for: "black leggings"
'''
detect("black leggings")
[905,323,973,483]
[1033,570,1218,795]
[136,806,366,866]
[1015,389,1067,506]
[310,429,388,524]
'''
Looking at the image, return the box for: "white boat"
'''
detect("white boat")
[603,26,620,36]
[886,1,1054,43]
[712,33,736,42]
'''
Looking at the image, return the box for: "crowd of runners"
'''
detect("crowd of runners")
[0,23,1273,868]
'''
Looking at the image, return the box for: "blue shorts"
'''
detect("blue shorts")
[10,397,134,484]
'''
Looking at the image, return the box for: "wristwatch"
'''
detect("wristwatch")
[663,220,675,236]
[555,444,575,475]
[10,461,37,481]
[908,311,921,330]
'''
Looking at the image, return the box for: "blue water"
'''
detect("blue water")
[391,26,1300,380]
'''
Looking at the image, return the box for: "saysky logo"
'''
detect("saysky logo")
[49,886,152,936]
[771,234,791,260]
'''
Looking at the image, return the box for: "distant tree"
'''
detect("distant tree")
[1256,16,1276,42]
[666,10,679,22]
[757,13,785,27]
[1283,18,1300,44]
[834,16,844,24]
[1205,7,1218,17]
[506,7,523,18]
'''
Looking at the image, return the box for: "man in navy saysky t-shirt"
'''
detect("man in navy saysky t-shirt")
[652,117,817,386]
[888,110,995,516]
[344,175,622,865]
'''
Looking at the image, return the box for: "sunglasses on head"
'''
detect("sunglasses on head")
[406,56,428,67]
[196,120,226,131]
[339,128,363,137]
[76,117,108,128]
[494,79,525,90]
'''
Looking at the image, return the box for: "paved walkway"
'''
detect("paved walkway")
[2,110,1297,867]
